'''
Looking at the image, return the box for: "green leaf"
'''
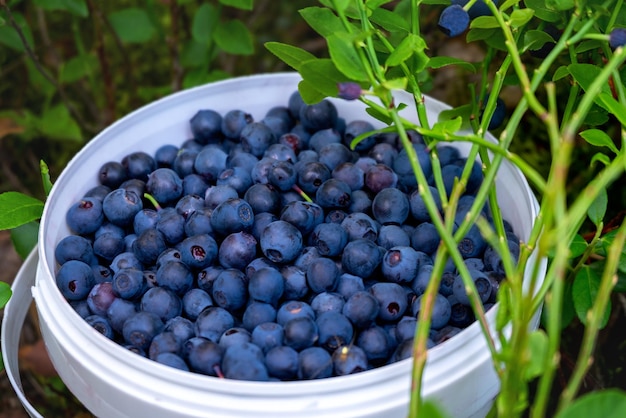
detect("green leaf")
[0,11,34,52]
[575,40,604,53]
[524,330,548,379]
[299,7,345,37]
[297,79,327,104]
[428,56,476,72]
[552,66,570,81]
[580,129,619,154]
[470,16,500,29]
[0,192,44,230]
[568,64,611,94]
[421,399,452,418]
[299,58,345,98]
[327,32,369,81]
[572,263,611,328]
[546,0,575,11]
[180,39,210,68]
[265,42,317,71]
[59,54,98,84]
[587,187,608,226]
[182,68,229,89]
[438,104,472,130]
[500,0,522,10]
[385,33,427,69]
[214,19,254,55]
[0,281,11,309]
[432,117,463,135]
[37,104,82,142]
[369,7,409,32]
[555,390,626,418]
[108,8,156,43]
[524,0,562,22]
[597,92,626,128]
[191,3,219,44]
[10,221,39,260]
[569,234,588,259]
[524,29,555,51]
[509,9,534,27]
[218,0,253,10]
[32,0,88,17]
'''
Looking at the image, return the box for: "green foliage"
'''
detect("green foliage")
[0,192,44,230]
[555,390,626,418]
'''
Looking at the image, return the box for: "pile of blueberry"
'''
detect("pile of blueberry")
[54,90,519,382]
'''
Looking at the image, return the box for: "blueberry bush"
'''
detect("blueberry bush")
[267,0,626,416]
[1,0,626,417]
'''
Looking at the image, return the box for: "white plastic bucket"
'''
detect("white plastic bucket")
[3,73,545,418]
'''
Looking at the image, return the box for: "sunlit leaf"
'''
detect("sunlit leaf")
[428,56,476,72]
[580,129,619,154]
[327,32,369,81]
[524,330,548,379]
[0,281,11,309]
[0,192,44,230]
[299,7,344,37]
[509,9,534,27]
[265,42,317,71]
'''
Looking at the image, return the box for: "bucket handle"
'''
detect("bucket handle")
[1,248,45,418]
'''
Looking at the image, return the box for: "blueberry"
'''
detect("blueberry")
[132,228,167,265]
[341,239,383,279]
[382,246,423,284]
[66,197,104,235]
[222,109,253,139]
[216,166,253,195]
[112,267,146,300]
[448,295,475,327]
[365,163,398,193]
[154,144,179,168]
[276,300,316,326]
[175,194,205,220]
[409,186,442,223]
[204,184,239,210]
[184,207,213,237]
[133,209,159,236]
[288,90,306,119]
[250,212,278,242]
[260,220,303,263]
[610,28,626,50]
[110,251,143,274]
[251,322,284,354]
[342,290,380,329]
[222,342,269,381]
[410,222,440,255]
[356,325,392,363]
[451,0,498,18]
[316,178,352,209]
[55,235,96,266]
[265,345,299,380]
[102,189,143,227]
[411,293,452,330]
[336,273,365,300]
[84,184,112,202]
[92,264,113,284]
[106,298,138,333]
[368,143,398,167]
[173,149,199,178]
[218,327,252,350]
[306,257,340,294]
[318,143,356,172]
[119,178,146,200]
[369,282,408,322]
[341,212,378,242]
[299,100,338,132]
[332,345,368,376]
[311,292,345,316]
[332,162,364,191]
[176,233,218,270]
[251,157,277,184]
[149,331,182,360]
[163,316,195,343]
[182,288,213,321]
[298,346,333,379]
[141,286,183,322]
[438,4,470,38]
[280,201,324,235]
[244,183,281,214]
[121,151,156,182]
[85,314,115,339]
[183,337,224,376]
[190,109,223,144]
[249,267,284,307]
[395,316,418,342]
[228,151,259,173]
[262,115,291,139]
[393,145,432,190]
[212,268,248,311]
[281,265,309,300]
[453,269,493,305]
[210,198,254,236]
[194,145,228,183]
[146,168,183,205]
[268,160,297,192]
[458,224,488,259]
[194,306,235,343]
[309,222,348,257]
[240,122,276,157]
[242,302,277,332]
[218,232,258,270]
[372,188,410,225]
[56,260,95,301]
[284,316,319,351]
[155,352,189,371]
[263,143,297,163]
[377,224,411,250]
[122,311,164,351]
[316,311,354,352]
[87,281,117,316]
[98,161,128,189]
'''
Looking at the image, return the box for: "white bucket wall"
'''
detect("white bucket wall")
[24,72,543,418]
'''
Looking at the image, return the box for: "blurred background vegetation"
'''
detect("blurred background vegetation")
[1,0,625,416]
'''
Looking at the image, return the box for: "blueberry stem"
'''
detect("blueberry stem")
[291,184,313,203]
[143,192,162,211]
